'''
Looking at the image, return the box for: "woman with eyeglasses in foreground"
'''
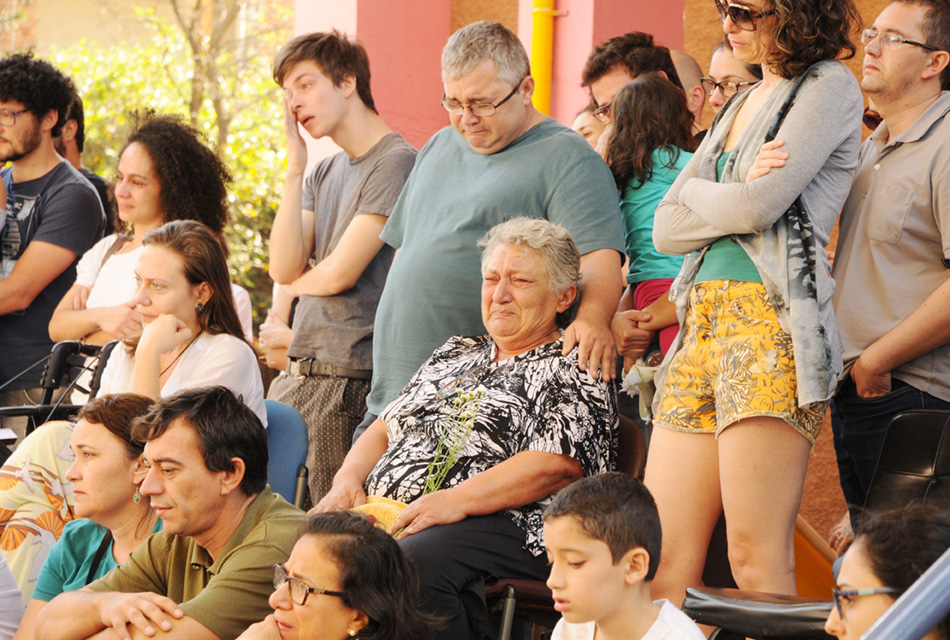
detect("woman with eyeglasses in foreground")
[237,511,439,640]
[648,0,863,607]
[825,506,950,640]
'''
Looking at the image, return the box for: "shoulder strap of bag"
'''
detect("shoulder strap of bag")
[86,529,114,585]
[99,235,132,270]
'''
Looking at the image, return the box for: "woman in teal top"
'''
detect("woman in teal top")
[15,394,160,640]
[604,74,697,369]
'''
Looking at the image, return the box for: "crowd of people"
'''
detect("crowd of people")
[2,0,950,638]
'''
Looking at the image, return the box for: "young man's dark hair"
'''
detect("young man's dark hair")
[131,386,269,495]
[272,30,377,113]
[0,52,75,138]
[64,90,85,153]
[544,472,662,579]
[582,32,683,94]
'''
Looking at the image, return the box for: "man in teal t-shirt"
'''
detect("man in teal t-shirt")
[361,21,625,428]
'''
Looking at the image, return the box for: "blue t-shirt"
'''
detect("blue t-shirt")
[621,146,692,285]
[32,517,162,601]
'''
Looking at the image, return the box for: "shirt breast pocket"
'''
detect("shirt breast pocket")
[868,183,914,244]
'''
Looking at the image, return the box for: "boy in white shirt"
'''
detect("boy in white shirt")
[544,473,705,640]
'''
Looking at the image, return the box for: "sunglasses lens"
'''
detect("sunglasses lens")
[730,5,754,28]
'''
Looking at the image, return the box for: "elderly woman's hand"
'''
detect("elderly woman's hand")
[310,477,367,515]
[390,488,468,539]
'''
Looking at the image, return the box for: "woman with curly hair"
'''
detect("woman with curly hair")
[238,511,440,640]
[646,0,863,605]
[604,74,697,369]
[48,113,251,347]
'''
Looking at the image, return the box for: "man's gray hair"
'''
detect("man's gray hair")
[478,217,580,297]
[442,21,530,85]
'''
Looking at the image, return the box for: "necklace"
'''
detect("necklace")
[160,331,202,377]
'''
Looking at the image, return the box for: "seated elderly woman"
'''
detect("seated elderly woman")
[825,505,950,640]
[315,217,618,640]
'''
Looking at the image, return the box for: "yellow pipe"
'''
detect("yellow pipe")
[531,0,556,116]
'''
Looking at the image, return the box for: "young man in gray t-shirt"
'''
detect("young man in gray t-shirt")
[267,32,416,503]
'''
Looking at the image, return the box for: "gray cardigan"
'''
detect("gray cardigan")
[653,60,862,408]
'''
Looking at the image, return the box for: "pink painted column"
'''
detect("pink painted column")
[519,0,685,125]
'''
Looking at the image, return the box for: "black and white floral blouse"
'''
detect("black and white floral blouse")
[364,334,618,556]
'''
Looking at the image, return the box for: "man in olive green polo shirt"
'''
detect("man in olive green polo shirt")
[36,387,306,640]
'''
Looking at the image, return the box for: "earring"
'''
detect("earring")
[133,487,141,504]
[196,302,206,313]
[348,630,357,638]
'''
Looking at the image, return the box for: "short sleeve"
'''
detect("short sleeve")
[352,144,416,219]
[545,152,624,257]
[74,235,117,288]
[31,531,75,601]
[33,178,104,257]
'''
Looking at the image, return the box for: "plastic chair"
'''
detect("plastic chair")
[264,399,309,509]
[682,409,950,640]
[485,414,647,640]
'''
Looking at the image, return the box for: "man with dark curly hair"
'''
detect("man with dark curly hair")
[0,53,105,441]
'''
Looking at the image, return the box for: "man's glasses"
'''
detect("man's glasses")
[442,79,524,117]
[714,0,776,31]
[861,29,940,52]
[592,102,612,125]
[701,77,759,98]
[831,587,899,619]
[273,563,345,606]
[0,109,30,127]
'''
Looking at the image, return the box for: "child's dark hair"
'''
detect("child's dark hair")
[544,473,661,579]
[604,74,697,191]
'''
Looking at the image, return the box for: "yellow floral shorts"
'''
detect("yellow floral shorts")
[654,280,826,444]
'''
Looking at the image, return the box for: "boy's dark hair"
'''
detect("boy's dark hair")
[544,473,662,579]
[581,32,683,101]
[131,386,268,495]
[0,52,75,138]
[272,31,377,113]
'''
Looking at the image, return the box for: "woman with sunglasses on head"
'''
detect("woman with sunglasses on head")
[647,0,863,607]
[704,42,763,114]
[237,511,440,640]
[825,506,950,640]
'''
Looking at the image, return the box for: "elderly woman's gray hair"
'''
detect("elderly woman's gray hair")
[478,218,581,296]
[441,21,530,85]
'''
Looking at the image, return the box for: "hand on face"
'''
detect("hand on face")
[98,300,144,339]
[282,96,308,175]
[139,313,193,357]
[237,615,283,640]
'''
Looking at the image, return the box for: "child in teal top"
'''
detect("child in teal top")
[604,74,698,367]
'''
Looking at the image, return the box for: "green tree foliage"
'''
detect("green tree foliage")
[50,3,292,329]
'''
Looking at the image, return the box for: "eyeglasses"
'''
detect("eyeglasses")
[831,587,900,619]
[592,103,611,125]
[861,28,940,52]
[701,77,759,98]
[273,563,345,606]
[714,0,776,31]
[442,80,524,117]
[0,109,30,127]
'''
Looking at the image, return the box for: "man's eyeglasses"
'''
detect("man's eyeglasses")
[592,103,612,125]
[701,77,759,98]
[273,563,345,606]
[714,0,776,31]
[0,109,30,127]
[831,587,899,619]
[861,28,940,52]
[442,80,524,117]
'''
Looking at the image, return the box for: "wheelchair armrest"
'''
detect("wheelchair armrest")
[683,587,833,639]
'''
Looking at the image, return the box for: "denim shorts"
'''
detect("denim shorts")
[654,280,827,444]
